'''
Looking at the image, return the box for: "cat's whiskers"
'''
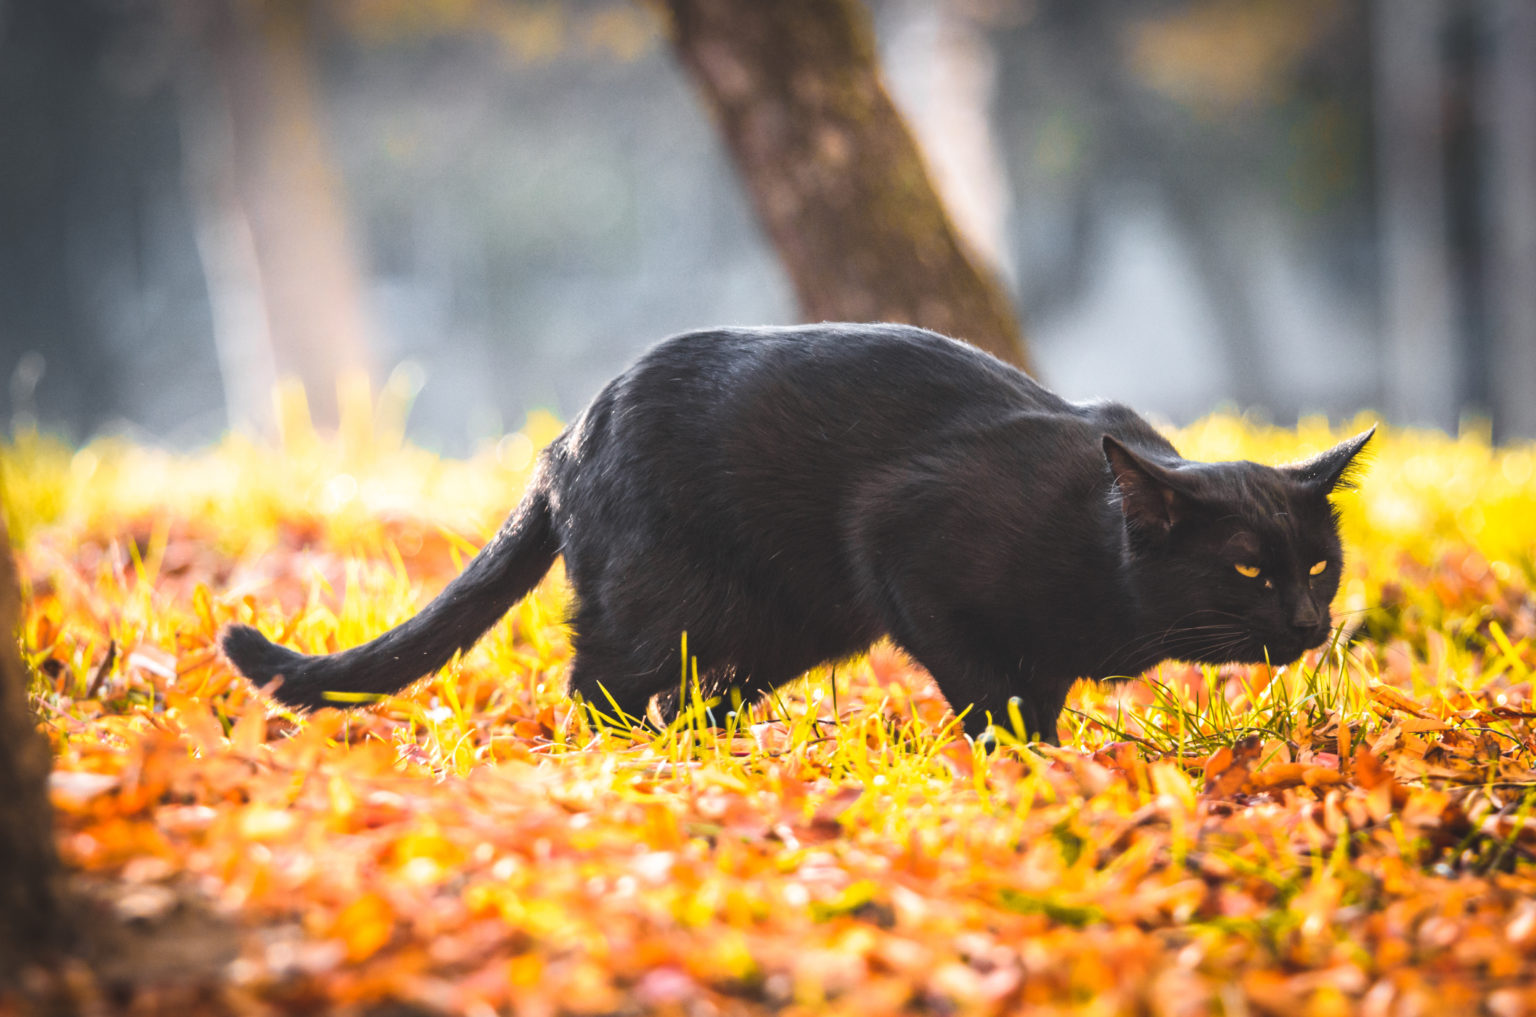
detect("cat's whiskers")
[1095,610,1252,673]
[1156,629,1250,664]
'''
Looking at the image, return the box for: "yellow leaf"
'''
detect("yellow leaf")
[237,805,296,841]
[332,892,395,963]
[1150,760,1197,811]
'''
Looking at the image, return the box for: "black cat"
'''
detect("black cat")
[222,324,1372,744]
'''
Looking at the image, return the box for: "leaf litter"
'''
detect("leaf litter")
[5,412,1536,1016]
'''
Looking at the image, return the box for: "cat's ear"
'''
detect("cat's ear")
[1287,427,1376,494]
[1102,436,1195,535]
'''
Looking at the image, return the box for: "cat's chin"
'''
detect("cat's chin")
[1180,636,1319,671]
[1238,635,1328,670]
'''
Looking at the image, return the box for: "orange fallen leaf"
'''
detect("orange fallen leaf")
[1302,767,1348,791]
[1202,735,1262,799]
[229,693,269,755]
[1246,762,1310,793]
[1367,683,1435,719]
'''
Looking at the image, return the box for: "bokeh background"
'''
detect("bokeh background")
[3,0,1534,454]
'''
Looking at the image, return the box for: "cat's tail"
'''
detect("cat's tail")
[221,481,560,711]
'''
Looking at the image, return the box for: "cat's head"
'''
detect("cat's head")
[1103,428,1375,668]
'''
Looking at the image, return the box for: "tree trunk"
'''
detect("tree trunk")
[0,508,62,978]
[660,0,1032,373]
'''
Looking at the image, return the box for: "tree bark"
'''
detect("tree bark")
[0,506,62,978]
[660,0,1032,373]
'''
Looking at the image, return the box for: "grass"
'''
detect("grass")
[4,400,1536,1016]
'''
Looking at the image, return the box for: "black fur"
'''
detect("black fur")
[222,324,1372,743]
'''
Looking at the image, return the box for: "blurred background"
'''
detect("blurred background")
[2,0,1533,455]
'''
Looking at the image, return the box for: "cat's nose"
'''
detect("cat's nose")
[1290,597,1322,632]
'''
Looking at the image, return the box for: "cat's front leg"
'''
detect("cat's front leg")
[1009,674,1075,747]
[888,626,1063,744]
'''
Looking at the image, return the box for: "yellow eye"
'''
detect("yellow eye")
[1235,563,1261,578]
[1310,560,1328,576]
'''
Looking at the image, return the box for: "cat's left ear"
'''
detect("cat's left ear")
[1103,436,1200,535]
[1286,426,1376,493]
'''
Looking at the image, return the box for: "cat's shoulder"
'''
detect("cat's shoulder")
[640,322,997,366]
[1077,399,1178,456]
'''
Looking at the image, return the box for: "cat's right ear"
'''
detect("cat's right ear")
[1103,436,1192,535]
[1286,426,1376,494]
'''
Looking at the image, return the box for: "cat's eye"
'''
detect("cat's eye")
[1234,563,1261,578]
[1310,560,1328,576]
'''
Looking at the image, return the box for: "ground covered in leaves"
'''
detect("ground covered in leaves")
[5,406,1536,1016]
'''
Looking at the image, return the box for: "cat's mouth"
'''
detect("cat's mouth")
[1248,626,1333,667]
[1174,626,1331,669]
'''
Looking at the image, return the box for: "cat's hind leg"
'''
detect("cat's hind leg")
[565,621,674,729]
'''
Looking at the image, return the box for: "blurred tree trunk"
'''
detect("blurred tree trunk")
[659,0,1032,373]
[0,509,62,978]
[180,0,375,433]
